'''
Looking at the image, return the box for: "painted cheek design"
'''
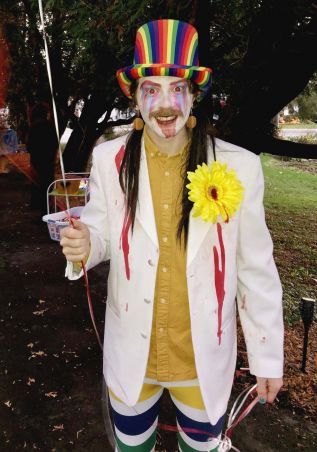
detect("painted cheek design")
[171,83,189,113]
[140,86,159,114]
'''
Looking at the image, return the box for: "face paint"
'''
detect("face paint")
[136,76,194,139]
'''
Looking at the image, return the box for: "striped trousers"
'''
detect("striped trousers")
[108,378,226,452]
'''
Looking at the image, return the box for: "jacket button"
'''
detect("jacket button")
[144,298,151,304]
[141,332,147,339]
[148,259,155,266]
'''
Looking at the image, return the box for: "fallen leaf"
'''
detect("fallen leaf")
[4,400,12,407]
[29,350,47,360]
[32,309,48,316]
[76,429,84,439]
[38,299,45,304]
[27,377,35,386]
[45,391,58,398]
[27,343,34,348]
[52,424,64,431]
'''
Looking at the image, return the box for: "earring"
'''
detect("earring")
[133,109,144,131]
[186,109,197,129]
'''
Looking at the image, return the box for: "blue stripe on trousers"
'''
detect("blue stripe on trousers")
[175,408,226,442]
[111,397,161,436]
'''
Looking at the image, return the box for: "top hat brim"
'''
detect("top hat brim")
[116,64,212,101]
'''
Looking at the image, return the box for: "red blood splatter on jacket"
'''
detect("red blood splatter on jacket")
[213,223,226,345]
[115,145,131,280]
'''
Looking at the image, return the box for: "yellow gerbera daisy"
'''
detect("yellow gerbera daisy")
[186,161,244,223]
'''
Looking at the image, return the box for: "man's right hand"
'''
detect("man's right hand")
[60,220,90,263]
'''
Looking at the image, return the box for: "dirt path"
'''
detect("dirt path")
[0,173,316,451]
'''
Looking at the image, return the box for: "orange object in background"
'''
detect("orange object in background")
[2,152,33,178]
[55,179,81,194]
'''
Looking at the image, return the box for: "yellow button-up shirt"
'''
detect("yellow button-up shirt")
[144,128,197,381]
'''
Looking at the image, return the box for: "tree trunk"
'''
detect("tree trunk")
[62,93,111,172]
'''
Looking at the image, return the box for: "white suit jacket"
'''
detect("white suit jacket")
[66,134,284,424]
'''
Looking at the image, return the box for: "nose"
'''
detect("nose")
[159,87,173,109]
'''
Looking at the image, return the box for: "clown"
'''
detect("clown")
[136,76,194,139]
[60,19,284,451]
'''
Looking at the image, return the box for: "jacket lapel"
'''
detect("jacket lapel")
[187,213,213,268]
[187,138,217,268]
[136,139,159,248]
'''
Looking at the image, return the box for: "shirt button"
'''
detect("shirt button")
[163,204,169,209]
[162,236,168,242]
[160,298,166,304]
[144,298,151,304]
[162,267,168,273]
[164,171,170,176]
[148,259,155,266]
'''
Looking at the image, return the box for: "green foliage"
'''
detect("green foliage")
[287,134,317,144]
[283,73,317,123]
[1,0,317,160]
[297,91,317,122]
[208,0,261,94]
[1,0,199,124]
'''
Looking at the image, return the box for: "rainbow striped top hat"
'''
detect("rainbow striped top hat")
[116,19,212,101]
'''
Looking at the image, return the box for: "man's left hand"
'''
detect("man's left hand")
[256,377,283,404]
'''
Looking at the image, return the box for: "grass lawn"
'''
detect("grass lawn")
[261,154,317,324]
[237,155,317,420]
[280,123,317,128]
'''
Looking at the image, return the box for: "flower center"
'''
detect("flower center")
[208,186,218,200]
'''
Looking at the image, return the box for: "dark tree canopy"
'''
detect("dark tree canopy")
[211,0,317,158]
[1,0,316,170]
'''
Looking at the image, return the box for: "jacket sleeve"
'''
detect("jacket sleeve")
[65,148,110,280]
[236,154,284,378]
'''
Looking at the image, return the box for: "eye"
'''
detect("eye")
[146,87,158,96]
[173,84,185,93]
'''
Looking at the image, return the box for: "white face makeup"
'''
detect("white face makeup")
[135,76,194,139]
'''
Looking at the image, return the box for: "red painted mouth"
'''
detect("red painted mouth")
[155,116,178,138]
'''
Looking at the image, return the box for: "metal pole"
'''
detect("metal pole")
[299,297,315,373]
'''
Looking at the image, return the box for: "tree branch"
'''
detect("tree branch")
[229,133,317,159]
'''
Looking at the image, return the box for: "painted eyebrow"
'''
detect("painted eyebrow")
[170,80,188,87]
[139,80,161,89]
